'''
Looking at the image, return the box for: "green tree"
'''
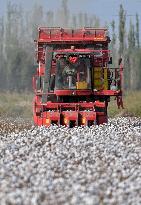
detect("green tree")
[135,13,140,48]
[128,20,135,49]
[119,4,126,57]
[72,15,77,28]
[88,15,100,27]
[46,11,54,27]
[84,13,88,26]
[78,12,83,27]
[30,3,43,39]
[111,20,116,46]
[111,20,117,66]
[127,19,139,90]
[61,0,69,27]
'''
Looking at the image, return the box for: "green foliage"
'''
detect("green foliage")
[111,20,116,46]
[111,20,117,66]
[110,4,141,90]
[118,4,126,57]
[136,13,140,48]
[128,20,135,49]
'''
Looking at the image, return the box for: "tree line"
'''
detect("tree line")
[0,1,140,91]
[111,5,140,90]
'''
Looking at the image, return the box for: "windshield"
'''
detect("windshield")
[55,57,91,90]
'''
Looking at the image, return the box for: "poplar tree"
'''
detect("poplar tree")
[111,20,117,66]
[128,20,136,89]
[78,12,83,27]
[61,0,69,27]
[84,13,88,26]
[0,17,5,89]
[31,3,43,39]
[119,4,126,57]
[128,20,135,49]
[46,11,54,27]
[111,20,116,46]
[72,15,77,28]
[135,13,140,48]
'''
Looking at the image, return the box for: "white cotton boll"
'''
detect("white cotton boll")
[0,117,141,204]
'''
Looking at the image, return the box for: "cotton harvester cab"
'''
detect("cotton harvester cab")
[33,27,123,127]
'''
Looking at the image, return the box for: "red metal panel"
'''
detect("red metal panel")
[42,111,60,120]
[38,27,108,43]
[62,111,78,126]
[35,102,106,110]
[54,90,92,96]
[80,111,96,120]
[45,102,95,110]
[79,111,96,126]
[93,90,121,96]
[62,111,78,120]
[33,115,43,126]
[94,101,106,108]
[54,90,121,97]
[42,111,60,126]
[54,49,110,53]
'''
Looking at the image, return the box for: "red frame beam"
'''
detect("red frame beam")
[38,27,108,43]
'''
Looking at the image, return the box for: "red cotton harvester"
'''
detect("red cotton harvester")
[33,27,124,127]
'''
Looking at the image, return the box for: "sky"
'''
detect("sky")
[0,0,141,32]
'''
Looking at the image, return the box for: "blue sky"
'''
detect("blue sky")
[0,0,141,32]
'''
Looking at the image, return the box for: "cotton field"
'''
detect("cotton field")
[0,117,141,205]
